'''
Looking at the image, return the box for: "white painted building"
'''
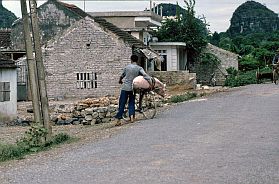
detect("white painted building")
[149,42,188,71]
[88,11,162,46]
[0,59,17,120]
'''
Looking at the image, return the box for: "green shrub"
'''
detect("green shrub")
[16,124,48,150]
[225,69,258,87]
[169,92,197,103]
[0,127,72,162]
[226,67,238,76]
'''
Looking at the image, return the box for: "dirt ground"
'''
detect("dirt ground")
[0,85,228,145]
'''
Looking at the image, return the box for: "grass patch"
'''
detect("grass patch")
[0,132,73,162]
[0,144,26,161]
[168,92,198,103]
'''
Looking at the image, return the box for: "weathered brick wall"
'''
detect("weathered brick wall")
[207,44,239,73]
[11,1,82,50]
[205,44,239,85]
[44,17,132,99]
[149,71,196,88]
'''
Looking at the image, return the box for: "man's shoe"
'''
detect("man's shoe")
[129,116,136,123]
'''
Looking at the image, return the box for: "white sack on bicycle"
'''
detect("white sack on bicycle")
[132,76,166,97]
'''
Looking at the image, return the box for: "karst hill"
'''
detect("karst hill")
[227,1,279,36]
[0,0,17,28]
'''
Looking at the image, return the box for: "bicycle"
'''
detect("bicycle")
[123,88,157,121]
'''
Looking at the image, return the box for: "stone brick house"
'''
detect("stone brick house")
[44,16,141,99]
[11,0,158,99]
[207,43,238,85]
[195,43,239,86]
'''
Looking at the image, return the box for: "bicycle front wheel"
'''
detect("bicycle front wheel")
[141,91,157,119]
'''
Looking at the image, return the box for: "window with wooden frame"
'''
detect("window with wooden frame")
[76,72,98,89]
[0,82,10,102]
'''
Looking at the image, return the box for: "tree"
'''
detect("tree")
[209,31,220,46]
[181,0,208,56]
[219,37,234,51]
[154,0,208,69]
[239,54,259,71]
[154,19,181,42]
[252,48,274,66]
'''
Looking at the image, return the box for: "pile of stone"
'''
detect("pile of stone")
[52,96,119,125]
[15,93,167,127]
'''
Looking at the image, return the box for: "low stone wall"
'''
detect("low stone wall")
[149,71,196,89]
[16,95,165,126]
[51,97,119,125]
[14,97,119,126]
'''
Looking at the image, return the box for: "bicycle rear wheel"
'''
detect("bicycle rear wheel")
[141,91,157,119]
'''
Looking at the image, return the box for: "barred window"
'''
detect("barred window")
[0,82,10,102]
[155,50,167,54]
[76,72,98,89]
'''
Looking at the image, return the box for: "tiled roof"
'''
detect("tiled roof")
[55,0,145,49]
[0,29,11,48]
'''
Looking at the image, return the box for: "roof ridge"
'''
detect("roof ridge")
[53,0,145,48]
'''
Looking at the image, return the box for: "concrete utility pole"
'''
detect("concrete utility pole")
[20,0,42,125]
[29,0,52,139]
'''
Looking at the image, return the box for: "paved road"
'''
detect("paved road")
[1,84,279,184]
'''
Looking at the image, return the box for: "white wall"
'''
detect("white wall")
[170,46,178,70]
[0,69,17,119]
[150,45,178,71]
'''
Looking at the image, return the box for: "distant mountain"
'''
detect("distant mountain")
[0,0,17,28]
[153,3,186,17]
[227,1,279,36]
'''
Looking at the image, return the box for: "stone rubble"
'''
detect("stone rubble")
[12,86,225,127]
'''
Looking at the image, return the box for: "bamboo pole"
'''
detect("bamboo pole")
[29,0,52,139]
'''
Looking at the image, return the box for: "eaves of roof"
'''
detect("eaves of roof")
[0,59,17,68]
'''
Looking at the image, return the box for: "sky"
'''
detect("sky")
[2,0,279,33]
